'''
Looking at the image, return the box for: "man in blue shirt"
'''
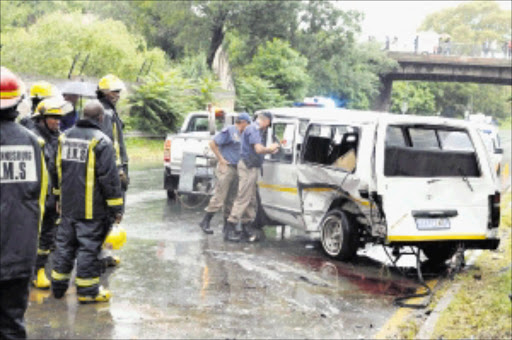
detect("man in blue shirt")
[199,113,251,234]
[225,112,279,242]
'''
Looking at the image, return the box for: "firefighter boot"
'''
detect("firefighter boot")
[224,222,241,242]
[33,268,51,289]
[78,286,112,304]
[199,212,215,235]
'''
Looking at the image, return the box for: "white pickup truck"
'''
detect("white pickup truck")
[163,110,238,199]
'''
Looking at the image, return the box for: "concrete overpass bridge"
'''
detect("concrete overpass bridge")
[374,52,512,111]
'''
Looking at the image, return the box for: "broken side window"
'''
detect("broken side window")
[302,124,359,172]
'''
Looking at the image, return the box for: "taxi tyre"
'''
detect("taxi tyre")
[421,244,457,264]
[320,209,358,261]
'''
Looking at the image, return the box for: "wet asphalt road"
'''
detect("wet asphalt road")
[25,163,425,339]
[24,129,512,339]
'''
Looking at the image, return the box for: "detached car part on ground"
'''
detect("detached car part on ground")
[255,108,500,265]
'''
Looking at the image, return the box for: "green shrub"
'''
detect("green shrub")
[128,70,196,134]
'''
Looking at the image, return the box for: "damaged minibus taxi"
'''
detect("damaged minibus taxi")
[256,108,501,264]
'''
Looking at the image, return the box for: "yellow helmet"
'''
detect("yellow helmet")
[29,81,57,99]
[32,98,73,119]
[98,74,125,92]
[103,225,127,250]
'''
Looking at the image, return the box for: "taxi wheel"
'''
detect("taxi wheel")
[320,209,358,261]
[422,244,457,264]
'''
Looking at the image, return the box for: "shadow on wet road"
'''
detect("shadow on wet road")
[26,166,434,339]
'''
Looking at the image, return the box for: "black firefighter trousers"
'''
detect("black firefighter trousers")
[51,217,110,297]
[0,278,31,339]
[35,207,58,273]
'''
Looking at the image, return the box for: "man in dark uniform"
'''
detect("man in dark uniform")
[30,98,73,289]
[51,100,123,303]
[96,74,128,267]
[225,112,279,242]
[199,112,251,235]
[0,67,48,339]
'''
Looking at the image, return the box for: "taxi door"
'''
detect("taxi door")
[258,119,306,229]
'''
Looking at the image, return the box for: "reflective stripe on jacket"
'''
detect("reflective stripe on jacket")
[99,98,128,168]
[1,120,47,280]
[31,123,59,210]
[55,119,123,220]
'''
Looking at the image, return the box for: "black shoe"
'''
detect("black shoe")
[224,222,241,242]
[242,224,258,243]
[199,212,214,235]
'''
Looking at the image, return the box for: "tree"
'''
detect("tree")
[0,0,86,32]
[419,1,511,45]
[304,40,397,109]
[0,12,167,80]
[415,1,512,121]
[245,39,309,101]
[234,75,289,114]
[391,82,436,115]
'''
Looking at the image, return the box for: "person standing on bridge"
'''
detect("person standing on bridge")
[51,100,123,304]
[224,112,279,242]
[0,67,48,339]
[199,112,251,235]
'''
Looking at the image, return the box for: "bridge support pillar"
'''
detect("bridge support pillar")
[373,76,393,112]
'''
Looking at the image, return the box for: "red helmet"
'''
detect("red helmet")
[0,66,23,109]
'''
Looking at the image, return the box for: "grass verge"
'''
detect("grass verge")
[432,190,512,340]
[125,137,164,169]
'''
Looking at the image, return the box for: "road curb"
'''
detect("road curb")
[415,250,481,339]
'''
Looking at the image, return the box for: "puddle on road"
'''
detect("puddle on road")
[25,166,432,339]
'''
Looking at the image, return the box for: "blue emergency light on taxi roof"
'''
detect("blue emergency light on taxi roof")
[294,96,337,108]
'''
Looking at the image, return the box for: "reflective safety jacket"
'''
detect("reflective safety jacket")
[99,98,128,172]
[55,119,123,220]
[31,123,59,210]
[1,120,48,280]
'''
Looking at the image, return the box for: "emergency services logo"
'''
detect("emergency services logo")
[0,145,37,183]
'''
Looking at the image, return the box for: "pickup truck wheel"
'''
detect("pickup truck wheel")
[422,244,457,264]
[320,209,358,261]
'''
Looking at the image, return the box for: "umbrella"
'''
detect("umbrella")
[61,81,96,98]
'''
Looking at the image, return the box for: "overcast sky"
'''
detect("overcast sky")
[335,1,512,42]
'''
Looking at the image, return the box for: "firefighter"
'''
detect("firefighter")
[96,75,128,267]
[224,112,279,242]
[19,81,57,130]
[51,100,123,303]
[199,112,251,235]
[0,67,48,339]
[30,98,73,289]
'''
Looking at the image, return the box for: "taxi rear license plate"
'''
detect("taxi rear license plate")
[415,218,450,230]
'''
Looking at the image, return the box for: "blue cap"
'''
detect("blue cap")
[237,112,251,122]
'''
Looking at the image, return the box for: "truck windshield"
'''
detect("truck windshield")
[186,115,224,132]
[384,125,481,177]
[302,124,359,172]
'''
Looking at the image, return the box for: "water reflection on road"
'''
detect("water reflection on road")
[26,166,420,339]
